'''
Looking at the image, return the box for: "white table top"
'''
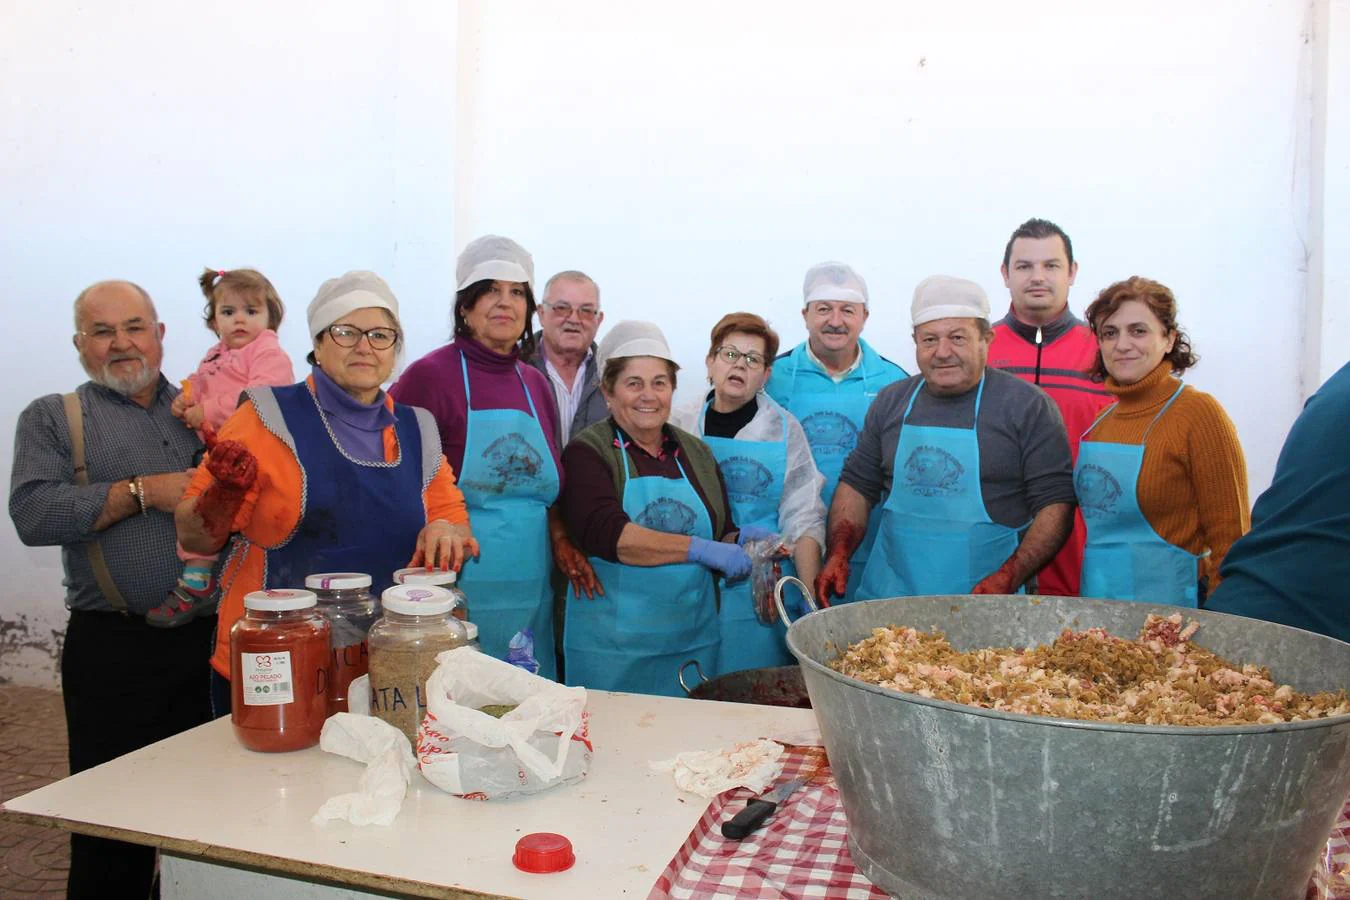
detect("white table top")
[4,691,817,899]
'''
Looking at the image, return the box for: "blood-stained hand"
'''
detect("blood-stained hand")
[553,533,603,600]
[410,520,479,572]
[205,440,258,491]
[971,560,1019,595]
[813,552,848,608]
[814,519,863,607]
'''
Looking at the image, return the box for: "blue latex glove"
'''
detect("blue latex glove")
[686,536,752,581]
[735,525,777,547]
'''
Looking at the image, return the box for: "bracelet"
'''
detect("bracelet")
[132,476,147,515]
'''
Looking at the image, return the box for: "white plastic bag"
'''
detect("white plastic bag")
[417,647,591,799]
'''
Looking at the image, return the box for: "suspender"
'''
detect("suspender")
[62,392,129,614]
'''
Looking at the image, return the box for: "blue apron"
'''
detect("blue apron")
[455,355,561,678]
[263,385,427,597]
[563,427,719,696]
[783,350,880,604]
[857,377,1022,599]
[1075,383,1202,607]
[698,398,794,674]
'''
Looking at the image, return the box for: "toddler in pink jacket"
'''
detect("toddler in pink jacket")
[147,267,295,627]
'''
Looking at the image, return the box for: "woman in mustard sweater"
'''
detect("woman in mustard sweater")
[1074,276,1249,607]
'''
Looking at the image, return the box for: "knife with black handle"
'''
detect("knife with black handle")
[720,775,808,840]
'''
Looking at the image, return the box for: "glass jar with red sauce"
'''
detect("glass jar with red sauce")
[230,589,331,752]
[305,572,378,716]
[392,566,469,621]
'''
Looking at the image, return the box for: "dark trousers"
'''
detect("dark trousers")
[61,610,216,900]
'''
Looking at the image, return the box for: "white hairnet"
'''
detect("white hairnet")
[596,320,676,371]
[456,235,535,292]
[911,275,990,327]
[307,270,400,337]
[803,261,869,307]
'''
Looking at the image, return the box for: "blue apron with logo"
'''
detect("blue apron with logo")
[455,355,561,678]
[781,347,879,603]
[858,377,1022,599]
[563,427,719,696]
[698,398,794,673]
[1076,383,1202,607]
[263,384,427,597]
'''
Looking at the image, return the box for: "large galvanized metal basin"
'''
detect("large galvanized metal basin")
[784,592,1350,900]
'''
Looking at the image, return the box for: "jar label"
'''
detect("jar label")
[240,650,295,706]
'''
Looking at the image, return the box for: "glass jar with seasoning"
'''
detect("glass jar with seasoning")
[367,584,469,747]
[393,566,469,621]
[305,572,379,716]
[230,589,331,753]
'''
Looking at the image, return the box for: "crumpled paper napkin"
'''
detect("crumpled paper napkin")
[311,678,414,826]
[651,738,786,798]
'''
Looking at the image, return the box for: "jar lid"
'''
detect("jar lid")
[512,832,575,873]
[381,584,455,616]
[304,572,373,591]
[244,589,318,612]
[393,566,458,586]
[464,621,479,641]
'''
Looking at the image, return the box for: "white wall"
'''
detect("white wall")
[0,0,1341,686]
[1315,0,1350,385]
[0,0,459,684]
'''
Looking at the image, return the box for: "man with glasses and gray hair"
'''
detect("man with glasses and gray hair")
[9,280,211,899]
[526,270,608,444]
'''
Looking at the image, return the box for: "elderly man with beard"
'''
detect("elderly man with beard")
[9,280,210,899]
[815,276,1076,604]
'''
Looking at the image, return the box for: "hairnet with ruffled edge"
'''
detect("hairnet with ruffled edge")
[456,235,535,292]
[802,261,869,307]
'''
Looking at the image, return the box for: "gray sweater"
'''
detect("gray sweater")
[839,366,1075,528]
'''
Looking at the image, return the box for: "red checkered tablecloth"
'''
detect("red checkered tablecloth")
[651,745,1350,900]
[649,745,888,900]
[1309,797,1350,900]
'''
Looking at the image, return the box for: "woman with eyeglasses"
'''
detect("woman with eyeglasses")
[175,271,477,713]
[672,313,825,674]
[390,236,572,679]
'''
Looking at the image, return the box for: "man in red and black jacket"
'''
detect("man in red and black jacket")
[989,218,1110,596]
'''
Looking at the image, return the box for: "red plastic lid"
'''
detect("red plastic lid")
[512,832,575,873]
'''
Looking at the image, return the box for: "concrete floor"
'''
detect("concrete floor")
[0,683,69,898]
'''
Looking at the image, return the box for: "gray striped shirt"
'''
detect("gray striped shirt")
[9,378,202,615]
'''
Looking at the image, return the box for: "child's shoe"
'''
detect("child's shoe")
[146,579,218,628]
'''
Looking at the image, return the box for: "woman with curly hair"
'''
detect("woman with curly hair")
[1075,277,1249,607]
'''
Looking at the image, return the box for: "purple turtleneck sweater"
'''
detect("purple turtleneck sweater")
[312,365,396,462]
[389,336,563,482]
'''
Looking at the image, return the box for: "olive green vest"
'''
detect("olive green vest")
[572,418,730,540]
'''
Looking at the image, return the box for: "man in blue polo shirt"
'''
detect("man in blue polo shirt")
[764,261,907,603]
